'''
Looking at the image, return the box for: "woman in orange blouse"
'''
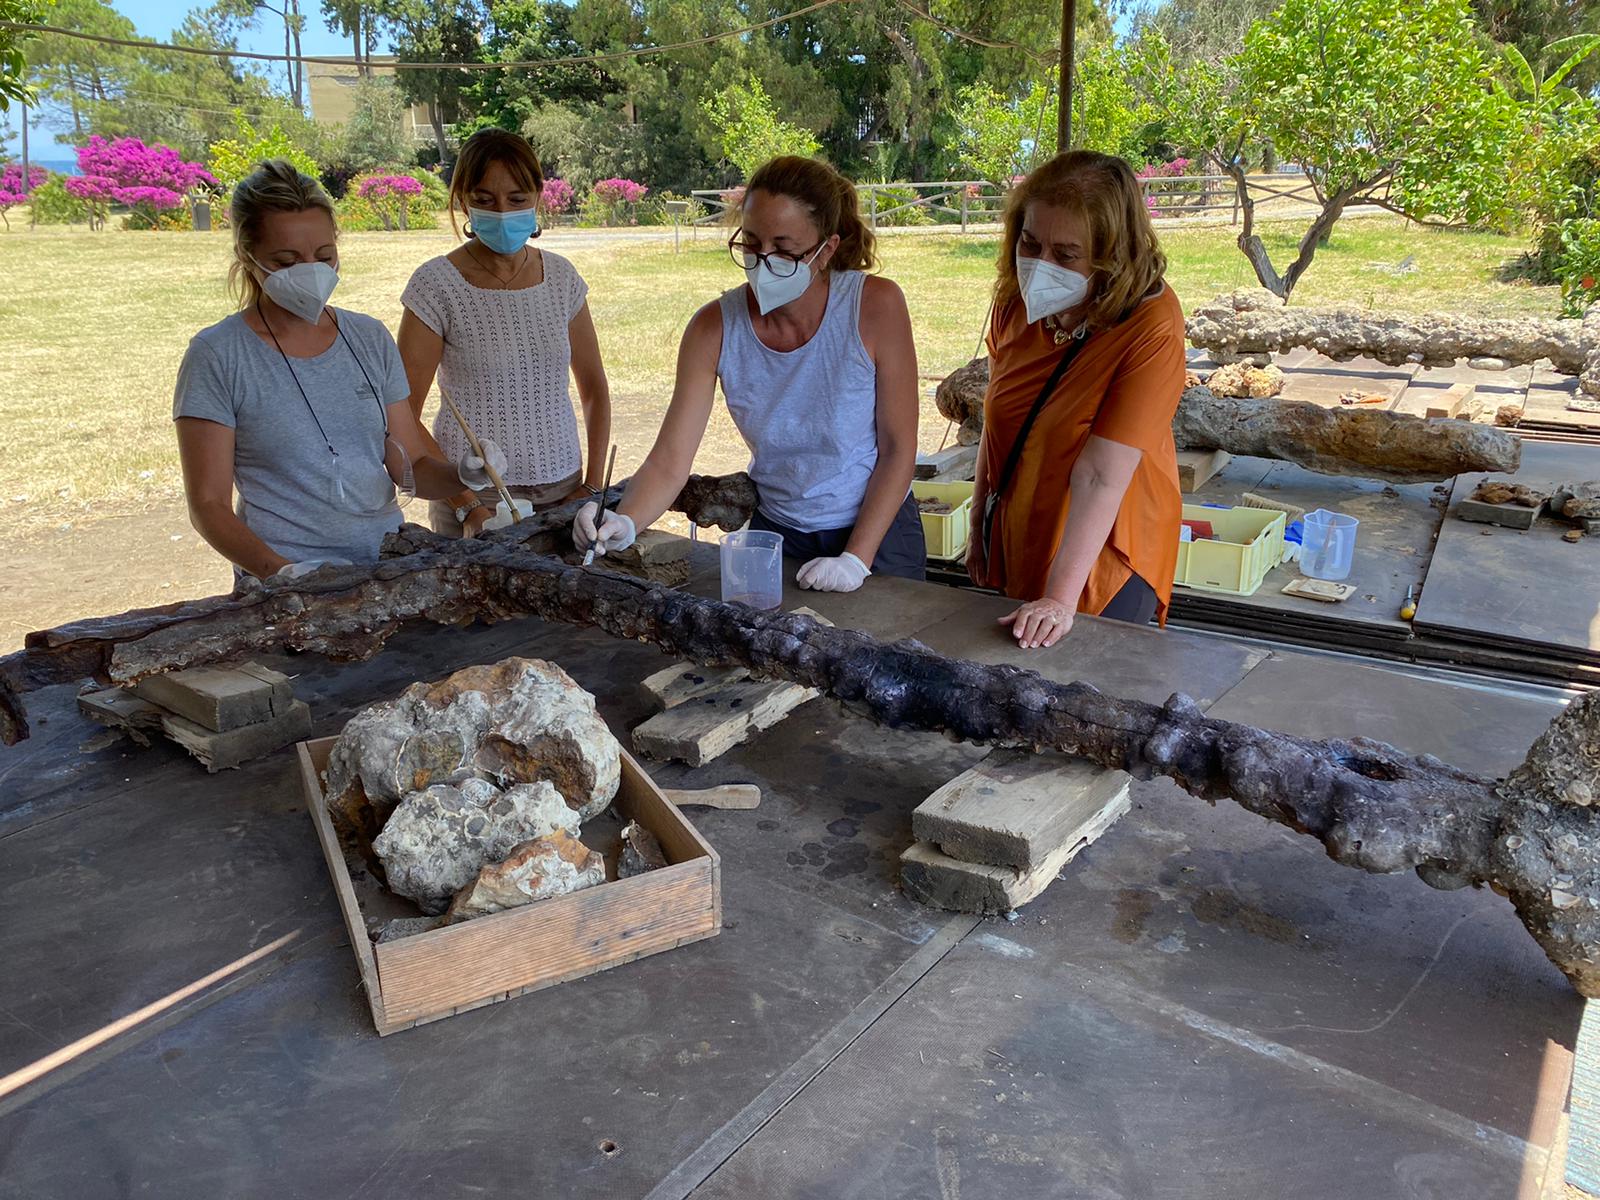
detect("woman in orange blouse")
[968,150,1186,650]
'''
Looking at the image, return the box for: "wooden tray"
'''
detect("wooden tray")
[299,736,721,1036]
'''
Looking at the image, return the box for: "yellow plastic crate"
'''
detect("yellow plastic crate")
[1173,503,1286,597]
[912,481,975,561]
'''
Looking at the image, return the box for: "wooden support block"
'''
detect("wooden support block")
[662,784,762,810]
[1177,448,1231,492]
[133,662,295,732]
[632,678,817,767]
[78,687,166,744]
[900,782,1131,914]
[1425,383,1477,420]
[911,751,1131,872]
[1456,498,1540,530]
[633,608,831,766]
[915,444,978,481]
[602,531,692,586]
[640,662,751,709]
[161,699,312,772]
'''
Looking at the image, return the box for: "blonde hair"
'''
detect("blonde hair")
[229,158,337,309]
[996,150,1167,331]
[744,156,877,273]
[449,127,545,239]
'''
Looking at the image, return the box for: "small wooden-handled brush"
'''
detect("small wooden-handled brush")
[1238,492,1308,526]
[439,387,520,524]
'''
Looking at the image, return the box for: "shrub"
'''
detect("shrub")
[539,176,574,217]
[584,178,649,226]
[66,136,216,231]
[0,162,46,229]
[207,115,319,194]
[868,183,933,227]
[1556,216,1600,316]
[1136,157,1197,217]
[23,173,87,225]
[637,191,706,226]
[336,169,439,232]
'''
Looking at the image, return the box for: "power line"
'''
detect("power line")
[0,2,857,72]
[891,0,1054,63]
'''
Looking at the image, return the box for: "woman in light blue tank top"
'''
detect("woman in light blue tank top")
[573,156,925,591]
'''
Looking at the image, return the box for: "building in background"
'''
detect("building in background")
[306,56,432,143]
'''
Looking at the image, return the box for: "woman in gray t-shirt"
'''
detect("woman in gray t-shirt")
[173,160,504,581]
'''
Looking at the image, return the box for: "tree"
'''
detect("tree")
[0,0,47,112]
[1474,0,1600,94]
[1138,0,1520,299]
[0,161,47,228]
[322,0,381,76]
[950,79,1056,186]
[700,75,822,180]
[65,134,218,228]
[463,0,607,135]
[1125,0,1282,63]
[209,0,308,110]
[331,77,412,174]
[28,2,315,161]
[384,0,483,161]
[208,112,320,191]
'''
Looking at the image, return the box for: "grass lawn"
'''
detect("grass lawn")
[0,211,1559,543]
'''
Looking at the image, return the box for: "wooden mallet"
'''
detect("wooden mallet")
[438,386,520,524]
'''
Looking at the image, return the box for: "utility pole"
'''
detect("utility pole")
[1058,0,1076,152]
[20,101,30,197]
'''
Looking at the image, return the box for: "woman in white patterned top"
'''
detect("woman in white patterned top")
[399,128,612,536]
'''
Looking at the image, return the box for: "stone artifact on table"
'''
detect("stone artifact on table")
[323,657,622,844]
[444,830,606,922]
[373,778,580,914]
[618,820,669,878]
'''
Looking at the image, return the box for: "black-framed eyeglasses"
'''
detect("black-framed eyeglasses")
[728,234,825,278]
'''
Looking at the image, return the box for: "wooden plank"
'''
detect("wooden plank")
[899,784,1132,914]
[1177,449,1231,492]
[160,700,311,772]
[1424,383,1478,420]
[77,687,166,737]
[910,751,1131,871]
[374,858,718,1028]
[299,739,386,1032]
[641,662,749,710]
[915,444,977,481]
[662,784,762,810]
[632,677,818,767]
[133,662,294,732]
[1455,498,1540,530]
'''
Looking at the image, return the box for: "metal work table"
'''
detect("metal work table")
[0,559,1580,1198]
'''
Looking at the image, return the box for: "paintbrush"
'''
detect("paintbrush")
[583,445,618,566]
[438,386,520,525]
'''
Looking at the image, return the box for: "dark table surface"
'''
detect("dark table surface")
[0,553,1580,1200]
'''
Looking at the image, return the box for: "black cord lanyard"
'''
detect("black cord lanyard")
[256,301,388,465]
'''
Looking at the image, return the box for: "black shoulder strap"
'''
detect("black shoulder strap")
[991,328,1091,506]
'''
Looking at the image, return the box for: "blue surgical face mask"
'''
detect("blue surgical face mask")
[468,206,539,255]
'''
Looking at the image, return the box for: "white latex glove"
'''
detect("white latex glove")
[456,439,509,490]
[274,557,352,581]
[572,501,636,557]
[796,552,870,593]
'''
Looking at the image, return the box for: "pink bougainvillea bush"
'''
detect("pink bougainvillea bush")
[592,177,648,204]
[65,136,217,229]
[1136,157,1194,217]
[0,163,48,229]
[538,177,574,216]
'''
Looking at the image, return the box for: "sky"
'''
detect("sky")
[5,0,357,155]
